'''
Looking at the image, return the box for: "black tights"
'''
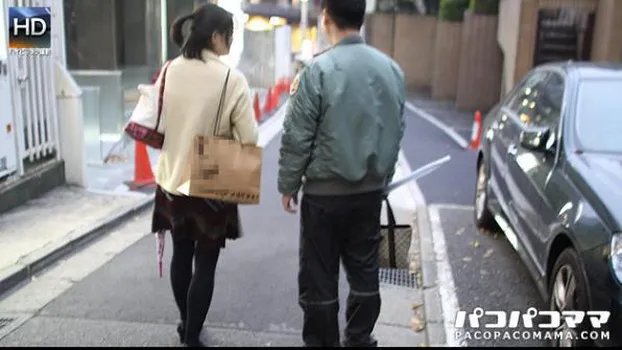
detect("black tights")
[170,236,221,342]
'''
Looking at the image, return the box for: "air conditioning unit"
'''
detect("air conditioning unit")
[0,2,17,180]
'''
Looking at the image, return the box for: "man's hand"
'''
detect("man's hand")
[281,194,299,214]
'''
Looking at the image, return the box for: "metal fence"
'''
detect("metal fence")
[7,0,63,177]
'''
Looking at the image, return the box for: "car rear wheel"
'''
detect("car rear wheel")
[474,160,496,230]
[548,248,592,347]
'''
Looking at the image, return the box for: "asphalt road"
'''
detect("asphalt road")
[0,130,427,347]
[0,135,352,347]
[401,107,548,347]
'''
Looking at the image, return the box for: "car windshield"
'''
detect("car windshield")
[575,79,622,153]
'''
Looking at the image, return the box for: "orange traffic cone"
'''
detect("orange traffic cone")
[271,86,280,109]
[277,78,284,96]
[470,110,483,150]
[253,92,262,122]
[263,87,273,114]
[128,141,156,189]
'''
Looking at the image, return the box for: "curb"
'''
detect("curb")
[399,151,448,347]
[0,195,155,298]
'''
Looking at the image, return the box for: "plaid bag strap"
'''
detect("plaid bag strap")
[155,61,171,132]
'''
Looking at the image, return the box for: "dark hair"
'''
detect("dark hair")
[321,0,366,30]
[170,4,234,60]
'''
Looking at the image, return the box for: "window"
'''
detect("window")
[575,79,622,153]
[507,71,550,126]
[530,73,564,130]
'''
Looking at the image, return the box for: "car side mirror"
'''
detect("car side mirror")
[520,126,552,151]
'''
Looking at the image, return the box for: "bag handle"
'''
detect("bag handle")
[155,61,171,132]
[213,69,232,137]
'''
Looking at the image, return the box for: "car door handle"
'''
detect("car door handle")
[507,144,518,156]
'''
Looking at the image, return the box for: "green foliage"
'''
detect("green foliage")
[469,0,500,15]
[439,0,470,22]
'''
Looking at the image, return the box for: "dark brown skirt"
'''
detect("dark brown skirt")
[151,186,242,249]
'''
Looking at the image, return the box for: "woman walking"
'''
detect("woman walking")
[151,3,259,347]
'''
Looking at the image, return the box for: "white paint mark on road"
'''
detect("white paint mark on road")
[258,103,288,148]
[405,102,469,149]
[428,204,467,347]
[432,204,474,211]
[380,152,418,226]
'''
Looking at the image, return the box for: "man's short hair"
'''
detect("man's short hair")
[321,0,366,30]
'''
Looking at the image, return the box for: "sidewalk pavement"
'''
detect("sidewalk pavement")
[0,102,448,347]
[0,186,153,296]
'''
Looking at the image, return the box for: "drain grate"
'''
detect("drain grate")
[0,315,31,340]
[379,268,418,288]
[0,317,17,339]
[0,318,15,332]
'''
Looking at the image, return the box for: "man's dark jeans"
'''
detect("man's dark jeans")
[298,190,383,347]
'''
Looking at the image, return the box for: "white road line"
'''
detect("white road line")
[397,151,427,209]
[258,102,288,147]
[429,204,467,347]
[432,204,474,211]
[405,102,470,150]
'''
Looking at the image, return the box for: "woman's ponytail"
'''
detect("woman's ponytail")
[170,14,193,48]
[170,4,234,60]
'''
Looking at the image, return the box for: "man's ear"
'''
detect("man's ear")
[321,9,330,29]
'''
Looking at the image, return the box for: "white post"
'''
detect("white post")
[55,61,87,187]
[300,0,309,43]
[160,0,168,64]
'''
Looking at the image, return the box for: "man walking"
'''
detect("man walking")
[277,0,406,347]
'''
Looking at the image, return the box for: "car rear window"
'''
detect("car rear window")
[575,79,622,153]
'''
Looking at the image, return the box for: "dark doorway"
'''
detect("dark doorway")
[533,8,596,66]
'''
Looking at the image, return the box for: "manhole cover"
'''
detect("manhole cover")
[379,268,418,288]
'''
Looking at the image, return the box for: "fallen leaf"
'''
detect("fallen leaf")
[455,227,465,236]
[410,315,426,332]
[483,248,494,258]
[463,256,472,262]
[473,241,480,248]
[480,229,489,235]
[411,303,423,311]
[493,233,500,240]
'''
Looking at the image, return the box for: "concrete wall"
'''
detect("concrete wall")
[166,0,196,60]
[394,15,437,90]
[367,14,437,91]
[498,0,522,96]
[456,12,503,112]
[591,0,622,62]
[366,13,395,57]
[431,20,462,100]
[512,0,598,88]
[122,0,147,67]
[65,0,119,70]
[64,0,164,70]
